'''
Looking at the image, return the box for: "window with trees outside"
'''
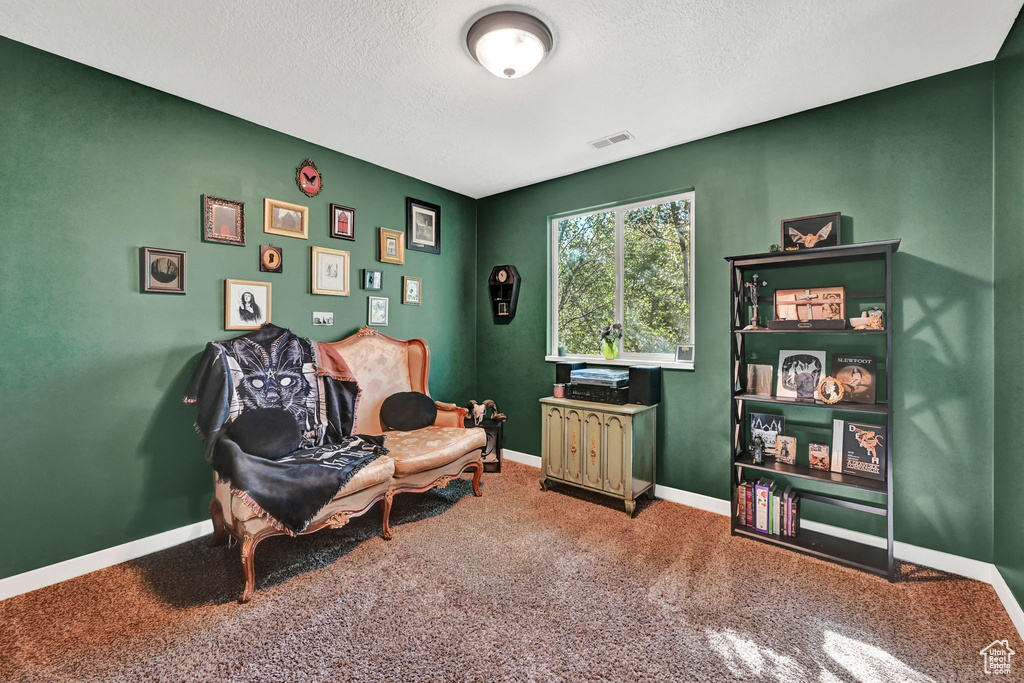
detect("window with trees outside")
[549,191,694,368]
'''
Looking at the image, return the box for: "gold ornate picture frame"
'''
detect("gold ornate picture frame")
[264,198,309,239]
[203,195,245,246]
[378,227,405,264]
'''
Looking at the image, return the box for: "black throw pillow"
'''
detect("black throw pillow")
[226,407,302,460]
[380,391,437,432]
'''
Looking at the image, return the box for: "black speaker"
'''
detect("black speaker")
[556,361,587,385]
[628,365,662,405]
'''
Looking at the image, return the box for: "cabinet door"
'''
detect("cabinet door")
[541,405,564,480]
[582,410,604,490]
[564,409,583,484]
[603,413,630,496]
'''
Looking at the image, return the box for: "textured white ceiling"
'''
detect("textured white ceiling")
[1,1,1021,198]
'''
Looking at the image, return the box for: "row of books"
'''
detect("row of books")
[737,478,800,536]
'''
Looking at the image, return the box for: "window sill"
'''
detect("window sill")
[544,355,694,371]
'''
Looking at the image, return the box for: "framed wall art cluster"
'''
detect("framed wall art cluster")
[156,163,441,331]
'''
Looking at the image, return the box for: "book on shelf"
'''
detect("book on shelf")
[842,421,887,481]
[750,412,785,450]
[831,419,845,473]
[832,355,876,404]
[737,477,800,537]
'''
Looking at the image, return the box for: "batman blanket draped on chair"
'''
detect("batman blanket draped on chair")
[183,324,387,534]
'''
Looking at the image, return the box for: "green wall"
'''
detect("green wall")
[476,64,997,562]
[0,37,477,580]
[994,19,1024,614]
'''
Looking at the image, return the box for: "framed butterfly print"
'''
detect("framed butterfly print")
[781,212,841,250]
[296,159,322,197]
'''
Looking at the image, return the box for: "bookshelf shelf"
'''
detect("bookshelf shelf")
[732,526,889,576]
[733,394,890,415]
[732,329,889,335]
[732,456,887,493]
[725,240,899,581]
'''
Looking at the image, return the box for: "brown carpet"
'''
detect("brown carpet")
[0,461,1018,682]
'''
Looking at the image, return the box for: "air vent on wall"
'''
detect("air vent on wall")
[588,130,634,150]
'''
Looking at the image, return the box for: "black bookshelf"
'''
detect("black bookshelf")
[725,239,899,580]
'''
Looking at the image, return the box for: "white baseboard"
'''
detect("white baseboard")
[0,519,213,602]
[504,449,541,469]
[507,450,1023,639]
[992,568,1024,642]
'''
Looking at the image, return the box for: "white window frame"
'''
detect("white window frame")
[546,190,695,370]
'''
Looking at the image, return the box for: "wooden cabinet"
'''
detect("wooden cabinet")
[539,397,657,516]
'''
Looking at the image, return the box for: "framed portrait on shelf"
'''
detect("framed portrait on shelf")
[203,195,245,246]
[225,279,271,330]
[403,276,422,305]
[140,247,186,294]
[781,212,841,250]
[330,203,355,240]
[368,296,389,326]
[777,350,826,400]
[264,198,309,239]
[362,269,383,290]
[378,227,405,264]
[311,246,350,296]
[406,197,441,254]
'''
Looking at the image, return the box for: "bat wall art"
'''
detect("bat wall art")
[781,212,841,250]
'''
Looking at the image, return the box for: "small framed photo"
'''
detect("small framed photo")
[311,246,350,296]
[259,245,283,273]
[203,195,245,246]
[330,203,355,240]
[264,198,309,239]
[225,279,271,330]
[674,344,694,362]
[403,276,422,305]
[775,435,797,465]
[378,227,405,264]
[406,197,441,254]
[313,311,334,326]
[363,269,383,290]
[140,247,186,294]
[781,212,841,250]
[368,296,389,326]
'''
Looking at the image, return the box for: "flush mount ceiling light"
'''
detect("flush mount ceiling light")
[467,10,553,79]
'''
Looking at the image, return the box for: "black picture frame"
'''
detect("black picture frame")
[329,203,355,240]
[140,247,186,294]
[781,212,841,250]
[362,269,383,291]
[406,197,441,254]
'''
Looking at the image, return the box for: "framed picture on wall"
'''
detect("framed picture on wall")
[378,227,405,264]
[363,269,383,290]
[203,195,245,246]
[781,212,841,250]
[403,276,422,305]
[406,197,441,254]
[311,246,350,296]
[264,198,309,239]
[330,203,355,240]
[140,247,186,294]
[225,279,271,330]
[368,296,389,326]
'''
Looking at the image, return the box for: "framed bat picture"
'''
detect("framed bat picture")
[781,212,840,250]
